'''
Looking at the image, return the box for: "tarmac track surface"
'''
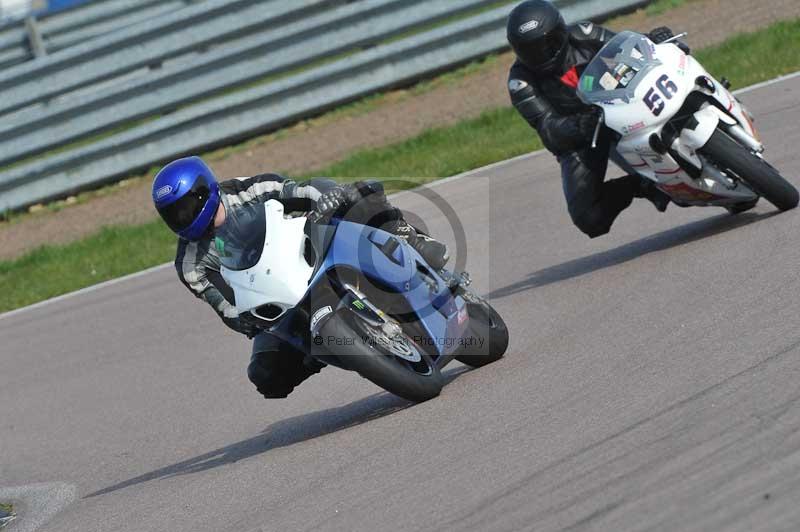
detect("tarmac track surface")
[2,75,800,532]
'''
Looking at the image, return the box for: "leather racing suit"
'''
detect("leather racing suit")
[508,22,674,237]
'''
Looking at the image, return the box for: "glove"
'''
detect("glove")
[341,182,365,205]
[648,26,690,54]
[239,321,261,339]
[224,316,260,339]
[340,181,400,227]
[314,187,347,217]
[351,180,386,201]
[648,26,674,43]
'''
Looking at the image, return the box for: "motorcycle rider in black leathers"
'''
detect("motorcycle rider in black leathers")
[506,0,688,238]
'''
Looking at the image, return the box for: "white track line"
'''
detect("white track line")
[2,70,798,321]
[733,70,800,95]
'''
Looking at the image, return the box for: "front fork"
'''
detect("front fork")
[723,122,764,154]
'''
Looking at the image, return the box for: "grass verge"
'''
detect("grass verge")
[0,221,175,312]
[694,18,800,86]
[1,18,799,313]
[314,107,537,182]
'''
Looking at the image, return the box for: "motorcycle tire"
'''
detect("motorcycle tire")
[454,289,509,368]
[701,129,799,211]
[318,311,444,402]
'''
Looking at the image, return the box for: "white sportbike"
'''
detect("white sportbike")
[577,31,798,213]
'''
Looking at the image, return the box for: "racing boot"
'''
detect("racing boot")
[394,220,450,271]
[635,177,671,212]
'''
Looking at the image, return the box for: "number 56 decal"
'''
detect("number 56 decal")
[644,74,678,116]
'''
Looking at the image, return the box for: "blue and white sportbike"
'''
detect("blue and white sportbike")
[216,200,509,402]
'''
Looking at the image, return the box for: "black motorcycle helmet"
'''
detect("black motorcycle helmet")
[507,0,570,74]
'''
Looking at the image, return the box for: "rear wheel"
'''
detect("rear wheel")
[701,130,798,211]
[454,289,509,368]
[319,312,444,402]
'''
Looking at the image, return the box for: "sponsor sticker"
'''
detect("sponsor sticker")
[518,20,539,33]
[619,70,636,87]
[629,121,646,132]
[621,121,646,135]
[310,306,333,331]
[508,79,529,93]
[600,72,618,91]
[214,237,225,254]
[155,184,173,200]
[458,306,468,325]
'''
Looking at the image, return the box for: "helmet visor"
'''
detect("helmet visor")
[157,174,213,234]
[520,29,568,68]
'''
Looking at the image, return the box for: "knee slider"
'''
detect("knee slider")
[569,208,612,239]
[247,357,294,399]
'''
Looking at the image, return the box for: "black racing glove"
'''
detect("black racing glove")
[322,181,391,219]
[648,26,690,54]
[350,180,386,201]
[314,187,347,217]
[224,316,260,339]
[341,182,365,205]
[648,26,674,43]
[335,181,402,229]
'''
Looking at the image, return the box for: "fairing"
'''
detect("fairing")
[220,200,468,358]
[577,32,761,207]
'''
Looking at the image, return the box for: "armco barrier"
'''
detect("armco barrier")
[0,0,647,212]
[0,0,193,69]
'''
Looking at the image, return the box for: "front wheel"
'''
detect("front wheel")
[701,130,799,211]
[454,289,509,368]
[318,312,444,402]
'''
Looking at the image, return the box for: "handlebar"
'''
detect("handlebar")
[662,31,688,43]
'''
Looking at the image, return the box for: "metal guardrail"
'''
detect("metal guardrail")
[0,0,647,212]
[0,0,193,68]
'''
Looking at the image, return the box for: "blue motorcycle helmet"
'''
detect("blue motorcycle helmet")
[152,156,221,241]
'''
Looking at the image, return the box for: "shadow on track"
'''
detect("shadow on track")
[86,366,470,498]
[489,211,778,300]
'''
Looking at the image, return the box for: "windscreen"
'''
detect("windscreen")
[578,31,661,104]
[215,202,267,271]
